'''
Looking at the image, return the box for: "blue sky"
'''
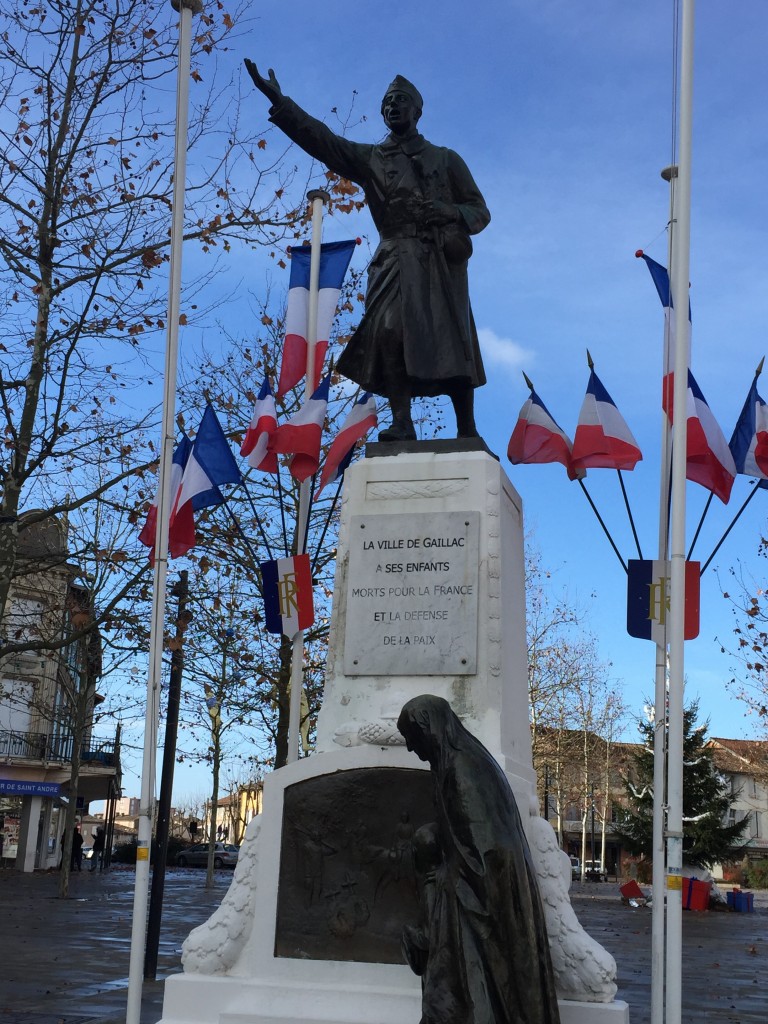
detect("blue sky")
[119,1,768,800]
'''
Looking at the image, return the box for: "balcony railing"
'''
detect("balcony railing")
[0,729,116,767]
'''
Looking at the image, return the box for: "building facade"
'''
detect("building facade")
[0,513,121,870]
[536,726,768,882]
[709,737,768,876]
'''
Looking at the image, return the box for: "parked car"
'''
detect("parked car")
[584,859,608,881]
[175,842,240,869]
[570,856,580,879]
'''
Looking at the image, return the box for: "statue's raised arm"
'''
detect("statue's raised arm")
[243,59,283,107]
[242,69,490,445]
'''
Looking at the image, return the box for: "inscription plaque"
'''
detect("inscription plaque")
[344,511,479,675]
[275,767,435,963]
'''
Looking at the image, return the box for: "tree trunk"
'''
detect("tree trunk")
[0,265,53,626]
[58,668,89,898]
[554,778,565,848]
[205,725,221,890]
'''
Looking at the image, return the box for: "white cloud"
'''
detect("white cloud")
[477,327,534,375]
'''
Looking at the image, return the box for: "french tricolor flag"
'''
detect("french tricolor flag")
[638,251,691,413]
[138,434,191,556]
[268,375,331,482]
[667,370,737,504]
[572,369,642,472]
[240,376,278,473]
[261,553,315,639]
[276,240,356,397]
[507,383,580,480]
[169,405,243,557]
[316,392,377,497]
[729,372,768,483]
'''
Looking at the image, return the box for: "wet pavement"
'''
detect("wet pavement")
[570,881,768,1023]
[0,868,766,1023]
[0,865,229,1024]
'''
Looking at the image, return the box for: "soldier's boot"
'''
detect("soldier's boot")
[451,387,479,438]
[378,393,416,442]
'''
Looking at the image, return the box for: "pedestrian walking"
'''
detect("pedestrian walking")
[90,827,105,872]
[71,827,83,871]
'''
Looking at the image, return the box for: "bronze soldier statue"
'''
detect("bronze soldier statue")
[245,62,490,442]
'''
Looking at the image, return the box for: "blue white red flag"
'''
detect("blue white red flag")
[666,370,737,504]
[316,392,377,496]
[240,376,278,473]
[728,373,768,484]
[507,386,581,480]
[261,553,315,639]
[138,434,191,555]
[626,558,700,642]
[268,375,331,482]
[572,369,642,472]
[276,239,357,397]
[169,405,243,557]
[638,251,691,413]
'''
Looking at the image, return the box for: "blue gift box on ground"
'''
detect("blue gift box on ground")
[726,889,754,912]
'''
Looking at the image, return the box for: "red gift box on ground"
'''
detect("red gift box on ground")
[620,880,645,901]
[682,877,711,911]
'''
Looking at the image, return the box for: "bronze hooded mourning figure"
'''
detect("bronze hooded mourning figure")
[397,695,561,1024]
[244,62,490,442]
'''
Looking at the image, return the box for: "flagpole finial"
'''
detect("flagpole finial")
[522,371,534,391]
[171,0,204,13]
[634,249,644,258]
[586,349,594,370]
[757,356,765,378]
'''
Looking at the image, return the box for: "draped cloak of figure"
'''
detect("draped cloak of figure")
[397,695,561,1024]
[267,96,490,401]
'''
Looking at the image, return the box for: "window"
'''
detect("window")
[3,597,45,644]
[0,680,34,734]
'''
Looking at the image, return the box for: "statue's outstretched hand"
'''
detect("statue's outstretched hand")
[244,59,282,105]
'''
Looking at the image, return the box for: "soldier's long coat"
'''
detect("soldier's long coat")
[270,97,490,399]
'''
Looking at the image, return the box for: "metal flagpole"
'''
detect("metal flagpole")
[125,2,202,1021]
[287,189,329,764]
[665,3,695,1023]
[649,163,677,1024]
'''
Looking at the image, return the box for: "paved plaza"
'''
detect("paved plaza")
[0,868,766,1024]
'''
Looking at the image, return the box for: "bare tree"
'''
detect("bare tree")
[525,543,629,866]
[169,282,373,769]
[720,558,768,728]
[0,0,306,628]
[527,544,582,759]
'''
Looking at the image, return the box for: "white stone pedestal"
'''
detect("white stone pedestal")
[163,746,426,1024]
[158,450,630,1024]
[315,449,534,806]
